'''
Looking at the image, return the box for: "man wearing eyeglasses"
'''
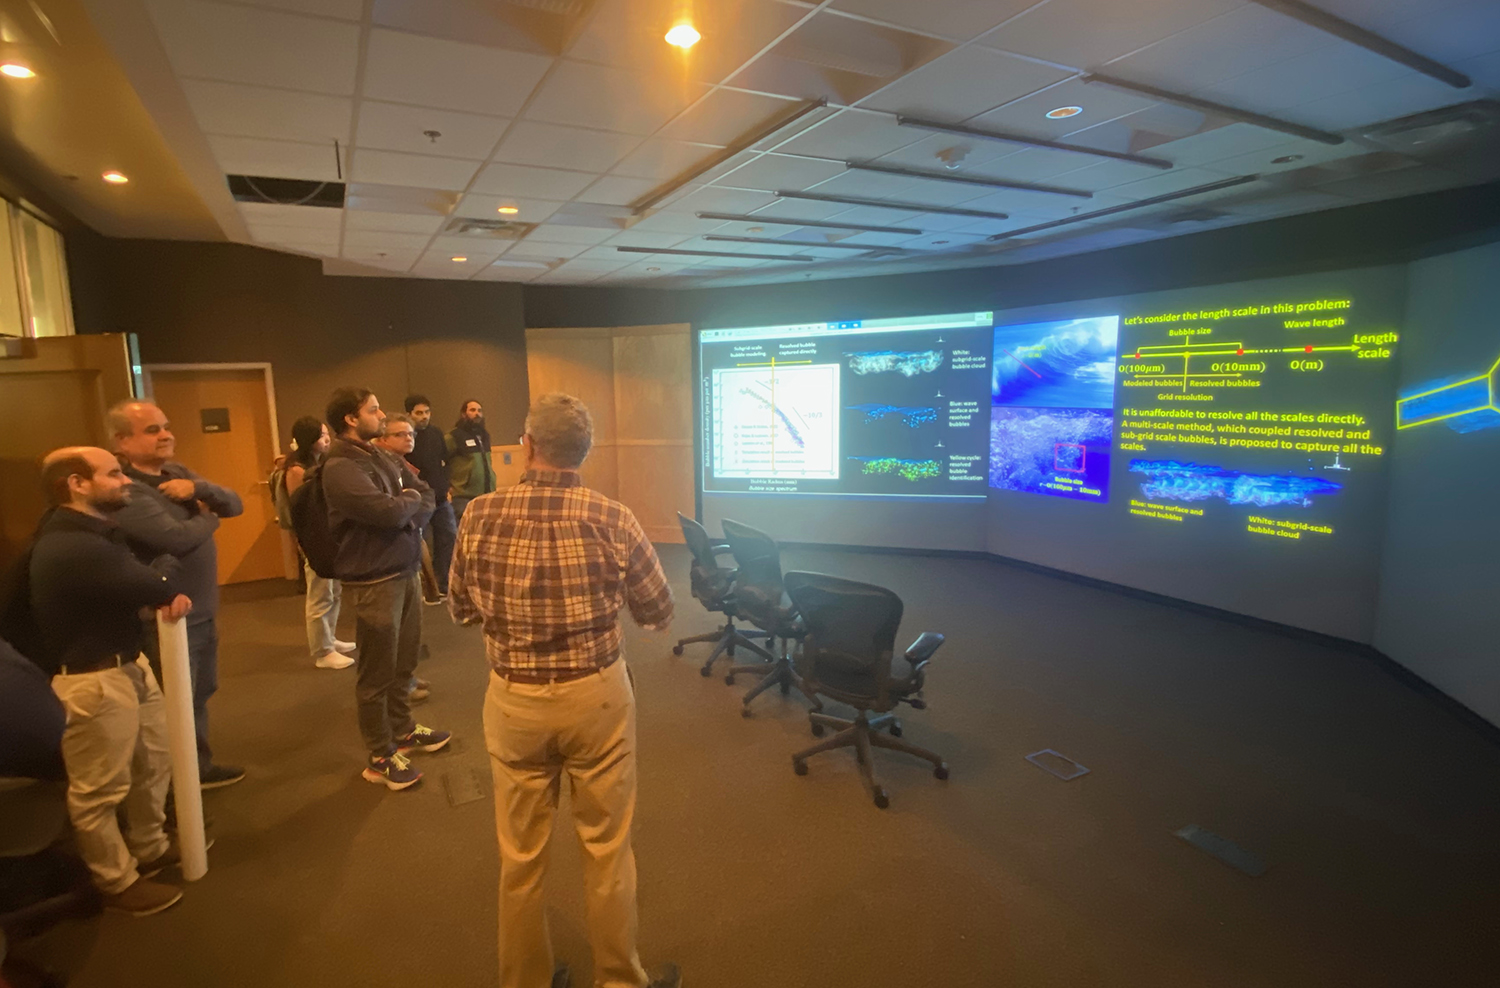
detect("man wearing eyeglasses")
[373,414,435,704]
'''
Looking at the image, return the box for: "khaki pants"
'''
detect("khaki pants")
[51,657,172,895]
[483,659,648,988]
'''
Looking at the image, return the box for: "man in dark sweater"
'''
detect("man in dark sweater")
[110,401,244,789]
[29,446,193,916]
[404,394,453,602]
[323,388,450,791]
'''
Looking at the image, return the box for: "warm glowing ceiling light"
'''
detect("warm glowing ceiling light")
[1045,105,1083,120]
[497,205,519,215]
[1,63,36,79]
[665,23,700,48]
[451,255,468,262]
[102,171,129,184]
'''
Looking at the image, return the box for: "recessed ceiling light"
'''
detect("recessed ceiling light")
[645,266,661,272]
[102,171,129,184]
[747,226,764,233]
[665,23,700,48]
[451,255,467,262]
[932,240,949,245]
[497,205,519,215]
[1271,154,1304,164]
[1,63,36,79]
[1046,106,1083,120]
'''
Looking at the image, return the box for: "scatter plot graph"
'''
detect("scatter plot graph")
[711,362,840,480]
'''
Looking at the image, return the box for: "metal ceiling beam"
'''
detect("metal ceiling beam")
[627,98,828,214]
[704,234,910,254]
[614,245,816,262]
[845,160,1093,198]
[774,189,1010,220]
[1081,73,1345,145]
[1247,0,1470,89]
[896,115,1174,170]
[986,174,1260,241]
[695,211,924,235]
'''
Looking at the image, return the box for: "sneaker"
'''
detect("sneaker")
[408,685,431,704]
[395,725,451,754]
[423,594,447,606]
[138,837,216,879]
[362,752,422,791]
[200,764,245,789]
[314,650,355,670]
[647,963,682,988]
[333,639,357,655]
[103,877,183,916]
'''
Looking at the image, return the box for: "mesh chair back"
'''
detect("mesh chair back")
[678,512,731,607]
[784,571,903,704]
[720,518,784,597]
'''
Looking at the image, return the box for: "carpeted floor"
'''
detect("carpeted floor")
[11,544,1500,987]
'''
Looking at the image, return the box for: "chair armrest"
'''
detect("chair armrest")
[903,632,944,664]
[712,543,733,555]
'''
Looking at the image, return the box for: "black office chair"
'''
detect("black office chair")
[672,512,775,676]
[719,519,820,717]
[784,571,948,809]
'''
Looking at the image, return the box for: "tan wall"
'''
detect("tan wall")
[524,324,692,544]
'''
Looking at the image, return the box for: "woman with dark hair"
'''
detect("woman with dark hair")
[282,416,355,670]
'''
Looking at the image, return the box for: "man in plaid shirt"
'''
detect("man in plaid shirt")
[449,392,679,988]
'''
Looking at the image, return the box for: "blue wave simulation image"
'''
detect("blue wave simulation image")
[989,407,1112,503]
[847,349,945,377]
[992,315,1119,408]
[1130,460,1342,508]
[848,403,938,427]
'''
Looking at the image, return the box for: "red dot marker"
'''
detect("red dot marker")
[1304,345,1313,352]
[1236,348,1244,355]
[1134,352,1140,359]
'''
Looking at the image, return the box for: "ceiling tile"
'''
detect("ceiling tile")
[873,131,1022,172]
[829,0,1041,41]
[238,202,342,231]
[503,240,590,259]
[610,140,725,181]
[1200,137,1376,177]
[1097,165,1236,199]
[453,194,564,224]
[669,187,780,214]
[603,230,694,249]
[343,210,447,234]
[979,0,1243,69]
[1132,122,1289,168]
[1101,5,1332,92]
[567,0,808,85]
[515,224,617,245]
[236,0,363,18]
[344,183,461,216]
[372,0,556,55]
[246,222,339,246]
[147,0,360,94]
[362,28,553,117]
[427,236,507,256]
[208,136,342,181]
[659,89,802,146]
[1196,44,1410,114]
[968,78,1157,134]
[472,263,548,282]
[620,212,728,235]
[1308,0,1497,61]
[343,229,439,250]
[900,232,987,251]
[490,122,641,173]
[182,80,352,145]
[525,60,708,135]
[576,175,660,207]
[770,109,925,160]
[710,154,846,192]
[351,149,481,190]
[1289,75,1474,132]
[470,162,598,200]
[858,46,1071,118]
[355,102,509,160]
[339,246,421,268]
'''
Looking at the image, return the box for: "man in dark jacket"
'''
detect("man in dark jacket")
[110,400,244,789]
[404,394,453,602]
[446,398,496,524]
[29,446,193,917]
[323,388,450,791]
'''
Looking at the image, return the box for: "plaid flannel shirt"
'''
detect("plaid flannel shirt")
[448,469,673,677]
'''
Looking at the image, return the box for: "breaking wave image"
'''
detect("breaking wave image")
[850,457,942,481]
[992,315,1119,408]
[847,349,945,377]
[989,407,1112,502]
[848,403,938,427]
[1129,460,1342,508]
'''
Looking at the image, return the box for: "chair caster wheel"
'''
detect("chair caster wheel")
[934,764,950,780]
[811,723,824,737]
[889,723,903,737]
[724,675,736,686]
[741,706,752,718]
[779,679,790,695]
[793,760,808,776]
[672,644,684,656]
[698,665,712,677]
[873,788,889,809]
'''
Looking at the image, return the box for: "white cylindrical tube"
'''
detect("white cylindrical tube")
[156,613,208,881]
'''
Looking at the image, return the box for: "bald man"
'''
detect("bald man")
[29,446,192,916]
[110,401,244,789]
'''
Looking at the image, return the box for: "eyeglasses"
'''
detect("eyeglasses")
[386,430,415,439]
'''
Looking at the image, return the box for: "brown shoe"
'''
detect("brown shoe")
[102,878,183,916]
[139,837,215,878]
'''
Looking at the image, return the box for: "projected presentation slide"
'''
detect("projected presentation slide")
[989,315,1119,503]
[700,312,993,498]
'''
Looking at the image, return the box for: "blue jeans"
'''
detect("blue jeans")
[425,500,457,596]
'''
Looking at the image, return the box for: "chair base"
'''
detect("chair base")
[673,619,774,677]
[791,710,948,809]
[737,650,821,716]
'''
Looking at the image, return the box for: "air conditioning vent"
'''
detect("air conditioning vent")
[227,174,345,208]
[442,217,537,239]
[1362,100,1500,154]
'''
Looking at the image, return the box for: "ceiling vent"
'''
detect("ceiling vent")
[227,174,345,208]
[442,217,537,239]
[1361,100,1500,154]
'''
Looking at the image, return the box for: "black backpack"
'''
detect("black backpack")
[289,464,340,579]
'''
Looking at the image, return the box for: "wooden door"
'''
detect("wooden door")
[146,366,283,584]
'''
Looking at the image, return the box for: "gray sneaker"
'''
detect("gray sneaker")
[103,877,183,916]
